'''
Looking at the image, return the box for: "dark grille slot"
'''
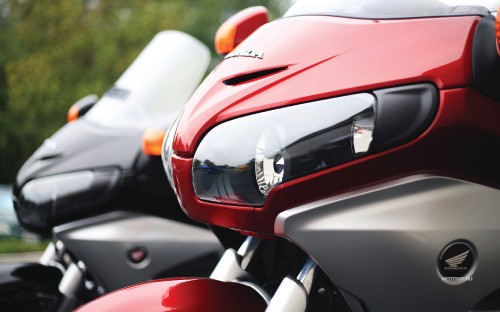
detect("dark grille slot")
[223,66,288,86]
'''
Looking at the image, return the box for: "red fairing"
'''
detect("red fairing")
[75,278,267,312]
[171,15,500,234]
[172,88,500,234]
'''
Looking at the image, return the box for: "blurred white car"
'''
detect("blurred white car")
[0,185,21,237]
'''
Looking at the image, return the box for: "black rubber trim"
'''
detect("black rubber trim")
[372,84,438,151]
[472,14,500,102]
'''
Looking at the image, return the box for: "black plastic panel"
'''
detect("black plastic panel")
[372,84,438,151]
[0,262,62,312]
[472,15,500,102]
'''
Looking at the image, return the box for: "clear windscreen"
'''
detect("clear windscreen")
[85,30,210,130]
[285,0,498,19]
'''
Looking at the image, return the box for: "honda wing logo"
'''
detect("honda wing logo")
[438,241,475,285]
[445,250,469,268]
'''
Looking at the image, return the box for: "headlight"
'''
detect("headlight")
[15,168,121,233]
[191,84,437,206]
[192,93,374,206]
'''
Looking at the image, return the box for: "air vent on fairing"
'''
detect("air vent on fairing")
[223,66,288,86]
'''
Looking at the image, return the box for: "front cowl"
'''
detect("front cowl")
[173,15,477,156]
[170,14,488,234]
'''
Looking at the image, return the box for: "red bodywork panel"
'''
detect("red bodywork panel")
[76,278,266,312]
[170,15,500,234]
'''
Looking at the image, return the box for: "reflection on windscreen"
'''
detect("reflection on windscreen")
[285,0,498,19]
[85,30,210,130]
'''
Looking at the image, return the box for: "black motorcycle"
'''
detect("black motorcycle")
[0,30,223,312]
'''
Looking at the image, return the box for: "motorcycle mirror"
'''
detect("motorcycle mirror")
[67,94,98,123]
[215,6,269,56]
[496,10,500,56]
[142,128,167,156]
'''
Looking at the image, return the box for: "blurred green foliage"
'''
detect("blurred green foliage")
[0,0,290,183]
[0,237,49,253]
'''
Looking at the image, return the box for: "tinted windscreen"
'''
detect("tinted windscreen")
[285,0,498,19]
[85,31,210,130]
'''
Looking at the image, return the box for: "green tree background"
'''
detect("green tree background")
[0,0,291,183]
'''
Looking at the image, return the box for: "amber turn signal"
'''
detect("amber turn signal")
[215,23,237,55]
[142,128,167,156]
[67,105,80,123]
[214,6,269,55]
[67,94,98,123]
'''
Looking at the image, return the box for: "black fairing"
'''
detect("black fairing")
[15,119,141,187]
[473,15,500,102]
[13,119,172,235]
[0,262,63,312]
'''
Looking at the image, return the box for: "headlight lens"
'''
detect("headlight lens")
[15,168,121,233]
[192,93,375,206]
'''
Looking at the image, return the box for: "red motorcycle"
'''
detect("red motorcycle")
[77,1,500,311]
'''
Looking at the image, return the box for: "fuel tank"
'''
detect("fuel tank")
[75,278,267,312]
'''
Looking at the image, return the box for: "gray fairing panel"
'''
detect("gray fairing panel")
[275,176,500,312]
[54,211,222,292]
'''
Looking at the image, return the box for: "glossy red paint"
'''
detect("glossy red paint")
[75,278,267,312]
[170,15,500,235]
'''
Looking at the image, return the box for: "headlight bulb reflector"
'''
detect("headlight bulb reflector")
[352,109,375,155]
[255,129,285,196]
